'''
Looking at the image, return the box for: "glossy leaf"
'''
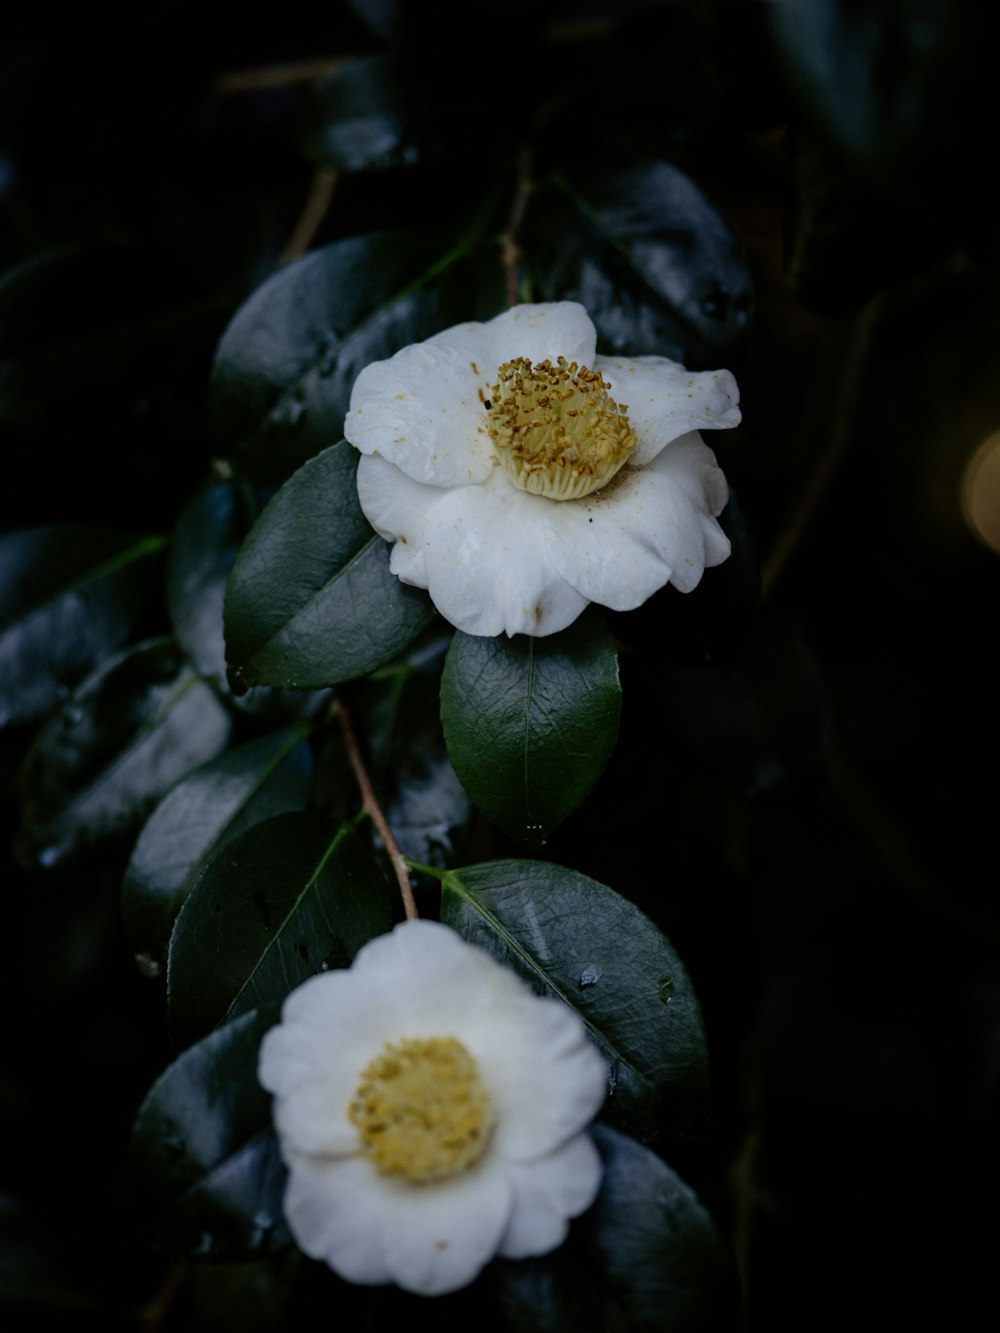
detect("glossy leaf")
[440,859,707,1140]
[527,159,751,366]
[359,648,470,867]
[15,638,231,870]
[298,53,444,172]
[208,232,483,482]
[0,526,163,729]
[224,440,433,692]
[167,812,392,1051]
[168,480,331,719]
[491,1124,741,1332]
[440,609,620,848]
[122,729,315,969]
[130,1007,290,1258]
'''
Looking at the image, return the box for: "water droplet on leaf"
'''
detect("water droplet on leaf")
[578,965,602,989]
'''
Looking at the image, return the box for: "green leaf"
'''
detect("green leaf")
[224,440,433,691]
[439,859,707,1141]
[440,609,620,848]
[168,479,331,720]
[129,1007,290,1259]
[15,638,231,870]
[491,1125,742,1332]
[527,159,751,365]
[0,526,163,729]
[122,729,315,970]
[167,812,393,1051]
[208,232,485,483]
[297,53,445,173]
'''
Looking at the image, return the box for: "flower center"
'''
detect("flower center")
[485,356,637,500]
[348,1036,495,1184]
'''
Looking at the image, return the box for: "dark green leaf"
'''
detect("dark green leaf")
[209,232,485,483]
[440,859,707,1140]
[491,1125,741,1332]
[130,1007,290,1259]
[0,526,163,729]
[168,480,331,719]
[15,638,231,870]
[440,609,620,848]
[224,440,433,691]
[122,729,315,970]
[358,646,471,867]
[298,53,445,172]
[167,812,392,1051]
[527,159,751,365]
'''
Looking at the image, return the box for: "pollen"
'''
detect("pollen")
[348,1036,495,1184]
[486,356,637,500]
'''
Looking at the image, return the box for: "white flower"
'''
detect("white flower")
[345,301,740,637]
[258,919,607,1296]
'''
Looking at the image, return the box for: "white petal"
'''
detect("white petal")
[649,429,728,516]
[345,340,494,487]
[356,452,436,587]
[284,1151,513,1296]
[429,302,597,374]
[595,355,740,465]
[499,1132,603,1258]
[543,446,729,605]
[418,471,588,637]
[349,920,509,1030]
[468,996,607,1161]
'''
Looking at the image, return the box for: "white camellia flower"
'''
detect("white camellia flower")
[259,919,607,1296]
[345,301,740,637]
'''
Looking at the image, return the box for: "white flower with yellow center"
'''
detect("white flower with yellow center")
[258,920,607,1296]
[345,301,740,637]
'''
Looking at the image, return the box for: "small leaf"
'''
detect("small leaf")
[527,159,751,365]
[167,812,393,1051]
[224,440,433,691]
[0,526,163,729]
[209,232,484,483]
[440,609,620,847]
[298,53,444,173]
[15,638,231,870]
[122,729,315,969]
[440,859,707,1140]
[129,1007,290,1259]
[491,1125,741,1332]
[168,479,331,719]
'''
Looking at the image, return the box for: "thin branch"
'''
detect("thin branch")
[215,55,353,94]
[280,167,338,265]
[333,694,418,920]
[502,145,534,309]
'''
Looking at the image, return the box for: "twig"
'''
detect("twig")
[502,145,534,309]
[139,1258,186,1332]
[215,56,353,94]
[279,167,338,265]
[333,694,419,920]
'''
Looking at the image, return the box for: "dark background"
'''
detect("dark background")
[2,2,999,1328]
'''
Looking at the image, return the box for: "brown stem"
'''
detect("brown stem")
[333,694,418,920]
[502,145,534,309]
[279,167,339,265]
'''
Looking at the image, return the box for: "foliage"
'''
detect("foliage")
[3,2,998,1330]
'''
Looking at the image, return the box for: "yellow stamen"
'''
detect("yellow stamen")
[348,1036,495,1184]
[486,355,637,500]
